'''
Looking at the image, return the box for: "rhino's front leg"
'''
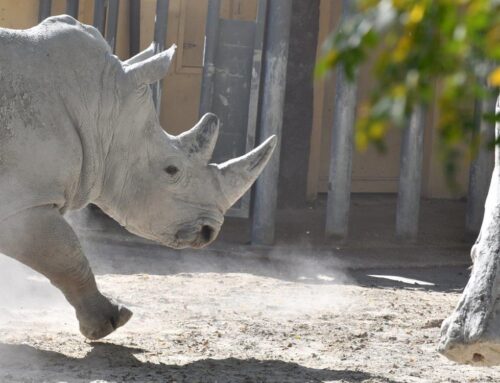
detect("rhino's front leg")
[0,206,132,340]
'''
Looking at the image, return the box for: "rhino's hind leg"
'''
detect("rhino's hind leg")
[0,206,132,340]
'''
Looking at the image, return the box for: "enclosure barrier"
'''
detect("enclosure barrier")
[34,0,493,245]
[395,105,425,241]
[199,0,271,220]
[324,0,357,240]
[250,0,293,245]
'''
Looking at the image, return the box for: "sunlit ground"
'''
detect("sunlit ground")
[0,253,498,382]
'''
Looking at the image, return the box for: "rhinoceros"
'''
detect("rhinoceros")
[0,15,276,340]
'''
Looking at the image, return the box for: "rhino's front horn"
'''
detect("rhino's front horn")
[177,113,219,163]
[124,44,176,86]
[216,135,277,208]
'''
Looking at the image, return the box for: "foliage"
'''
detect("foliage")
[317,0,500,186]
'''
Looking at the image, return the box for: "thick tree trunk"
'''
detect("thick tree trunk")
[438,96,500,365]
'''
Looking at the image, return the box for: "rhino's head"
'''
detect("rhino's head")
[96,44,276,249]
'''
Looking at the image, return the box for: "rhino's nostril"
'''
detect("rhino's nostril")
[201,225,214,243]
[472,353,485,363]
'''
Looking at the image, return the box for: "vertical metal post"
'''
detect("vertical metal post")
[466,95,496,233]
[93,0,106,36]
[246,0,267,146]
[152,0,170,110]
[38,0,52,22]
[396,104,425,241]
[129,0,141,57]
[66,0,79,18]
[199,0,221,117]
[251,0,293,245]
[105,0,120,52]
[325,0,358,240]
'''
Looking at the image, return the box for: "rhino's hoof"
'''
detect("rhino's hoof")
[78,303,133,340]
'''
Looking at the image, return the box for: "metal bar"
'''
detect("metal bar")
[151,0,170,110]
[66,0,79,18]
[93,0,106,36]
[129,0,141,57]
[246,0,267,150]
[324,0,358,240]
[233,0,268,215]
[38,0,52,22]
[153,0,169,48]
[396,104,425,241]
[251,0,293,245]
[466,94,496,233]
[199,0,221,116]
[105,0,120,52]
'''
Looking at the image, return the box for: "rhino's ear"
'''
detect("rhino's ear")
[177,113,219,163]
[124,44,176,86]
[123,43,156,66]
[216,135,277,208]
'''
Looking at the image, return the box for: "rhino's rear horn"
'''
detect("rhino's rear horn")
[216,135,277,208]
[177,113,219,163]
[124,44,176,86]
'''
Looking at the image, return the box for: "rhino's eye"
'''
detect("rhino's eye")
[164,165,179,176]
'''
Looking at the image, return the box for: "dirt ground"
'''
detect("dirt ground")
[1,244,499,383]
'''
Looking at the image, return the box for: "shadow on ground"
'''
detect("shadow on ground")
[0,342,400,383]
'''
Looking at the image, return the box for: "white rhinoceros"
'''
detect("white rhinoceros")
[0,15,276,339]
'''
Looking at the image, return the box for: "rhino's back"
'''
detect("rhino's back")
[0,15,109,81]
[0,16,110,218]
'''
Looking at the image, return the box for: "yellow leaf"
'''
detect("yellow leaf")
[408,4,425,24]
[392,35,411,62]
[488,67,500,86]
[391,84,406,98]
[368,122,387,140]
[324,50,338,67]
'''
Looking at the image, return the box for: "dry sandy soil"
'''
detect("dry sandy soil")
[0,243,499,383]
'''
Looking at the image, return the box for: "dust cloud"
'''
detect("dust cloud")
[0,233,358,336]
[82,238,359,319]
[0,254,72,326]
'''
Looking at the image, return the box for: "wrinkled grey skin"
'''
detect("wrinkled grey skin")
[0,16,276,340]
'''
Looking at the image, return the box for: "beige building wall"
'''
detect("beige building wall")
[0,0,469,200]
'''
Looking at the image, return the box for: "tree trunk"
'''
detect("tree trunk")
[438,95,500,365]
